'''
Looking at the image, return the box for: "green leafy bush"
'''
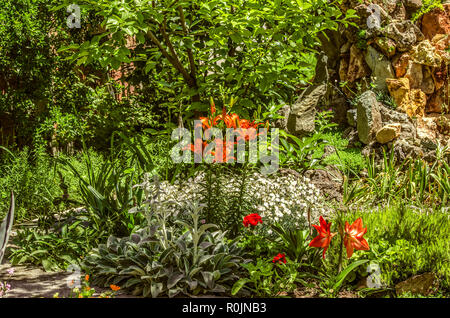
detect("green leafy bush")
[9,222,96,271]
[231,258,303,297]
[0,147,60,221]
[350,204,450,291]
[83,176,244,297]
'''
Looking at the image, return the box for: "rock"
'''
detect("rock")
[409,89,426,117]
[357,90,383,144]
[374,37,397,58]
[417,117,438,149]
[287,84,327,136]
[384,20,424,52]
[386,78,426,118]
[275,104,290,130]
[365,46,395,91]
[432,34,450,60]
[375,0,397,14]
[376,123,401,144]
[343,127,361,148]
[379,104,417,144]
[404,61,423,89]
[392,139,424,161]
[386,77,411,113]
[433,61,448,91]
[434,114,450,135]
[392,53,411,78]
[395,273,438,296]
[390,1,407,20]
[411,40,442,67]
[347,108,357,127]
[304,168,343,202]
[340,41,352,54]
[420,67,435,95]
[421,4,450,40]
[426,89,443,113]
[346,44,371,82]
[404,0,423,17]
[339,56,350,82]
[322,145,336,159]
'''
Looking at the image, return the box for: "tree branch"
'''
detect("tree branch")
[146,29,194,87]
[178,5,196,78]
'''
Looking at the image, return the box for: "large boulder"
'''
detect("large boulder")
[386,77,411,113]
[365,46,395,91]
[379,104,417,144]
[421,4,450,40]
[386,78,427,118]
[411,40,442,67]
[356,90,383,144]
[395,273,438,296]
[420,66,435,95]
[404,0,423,18]
[345,44,371,82]
[287,84,327,136]
[392,53,411,78]
[404,60,423,89]
[383,20,424,52]
[374,37,397,58]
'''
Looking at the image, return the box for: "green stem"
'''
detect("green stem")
[338,227,344,274]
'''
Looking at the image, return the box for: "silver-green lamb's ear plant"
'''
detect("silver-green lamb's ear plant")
[83,176,244,297]
[0,191,15,264]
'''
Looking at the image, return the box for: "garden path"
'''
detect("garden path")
[0,262,135,298]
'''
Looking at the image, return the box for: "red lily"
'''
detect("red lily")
[309,216,336,259]
[272,253,286,264]
[343,218,370,258]
[243,213,262,227]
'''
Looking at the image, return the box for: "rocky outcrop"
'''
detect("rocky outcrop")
[287,1,448,161]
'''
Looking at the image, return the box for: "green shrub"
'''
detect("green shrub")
[349,204,450,292]
[83,201,244,297]
[0,147,59,221]
[8,222,97,271]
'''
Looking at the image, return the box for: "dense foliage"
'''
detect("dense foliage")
[0,0,449,300]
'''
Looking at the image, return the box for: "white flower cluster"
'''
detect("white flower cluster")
[141,171,327,228]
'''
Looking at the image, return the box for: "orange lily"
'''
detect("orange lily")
[343,218,370,258]
[209,139,236,163]
[309,216,337,259]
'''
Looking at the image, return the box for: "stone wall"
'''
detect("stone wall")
[286,0,449,160]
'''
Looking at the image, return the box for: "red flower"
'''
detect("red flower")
[272,253,286,264]
[343,218,370,258]
[243,213,262,227]
[309,216,336,259]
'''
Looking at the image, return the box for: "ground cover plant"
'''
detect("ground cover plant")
[0,0,449,301]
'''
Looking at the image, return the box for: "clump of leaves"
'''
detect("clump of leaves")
[82,176,245,297]
[8,222,96,271]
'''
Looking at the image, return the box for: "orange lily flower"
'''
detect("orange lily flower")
[209,139,236,163]
[343,218,370,258]
[110,284,121,291]
[309,216,337,259]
